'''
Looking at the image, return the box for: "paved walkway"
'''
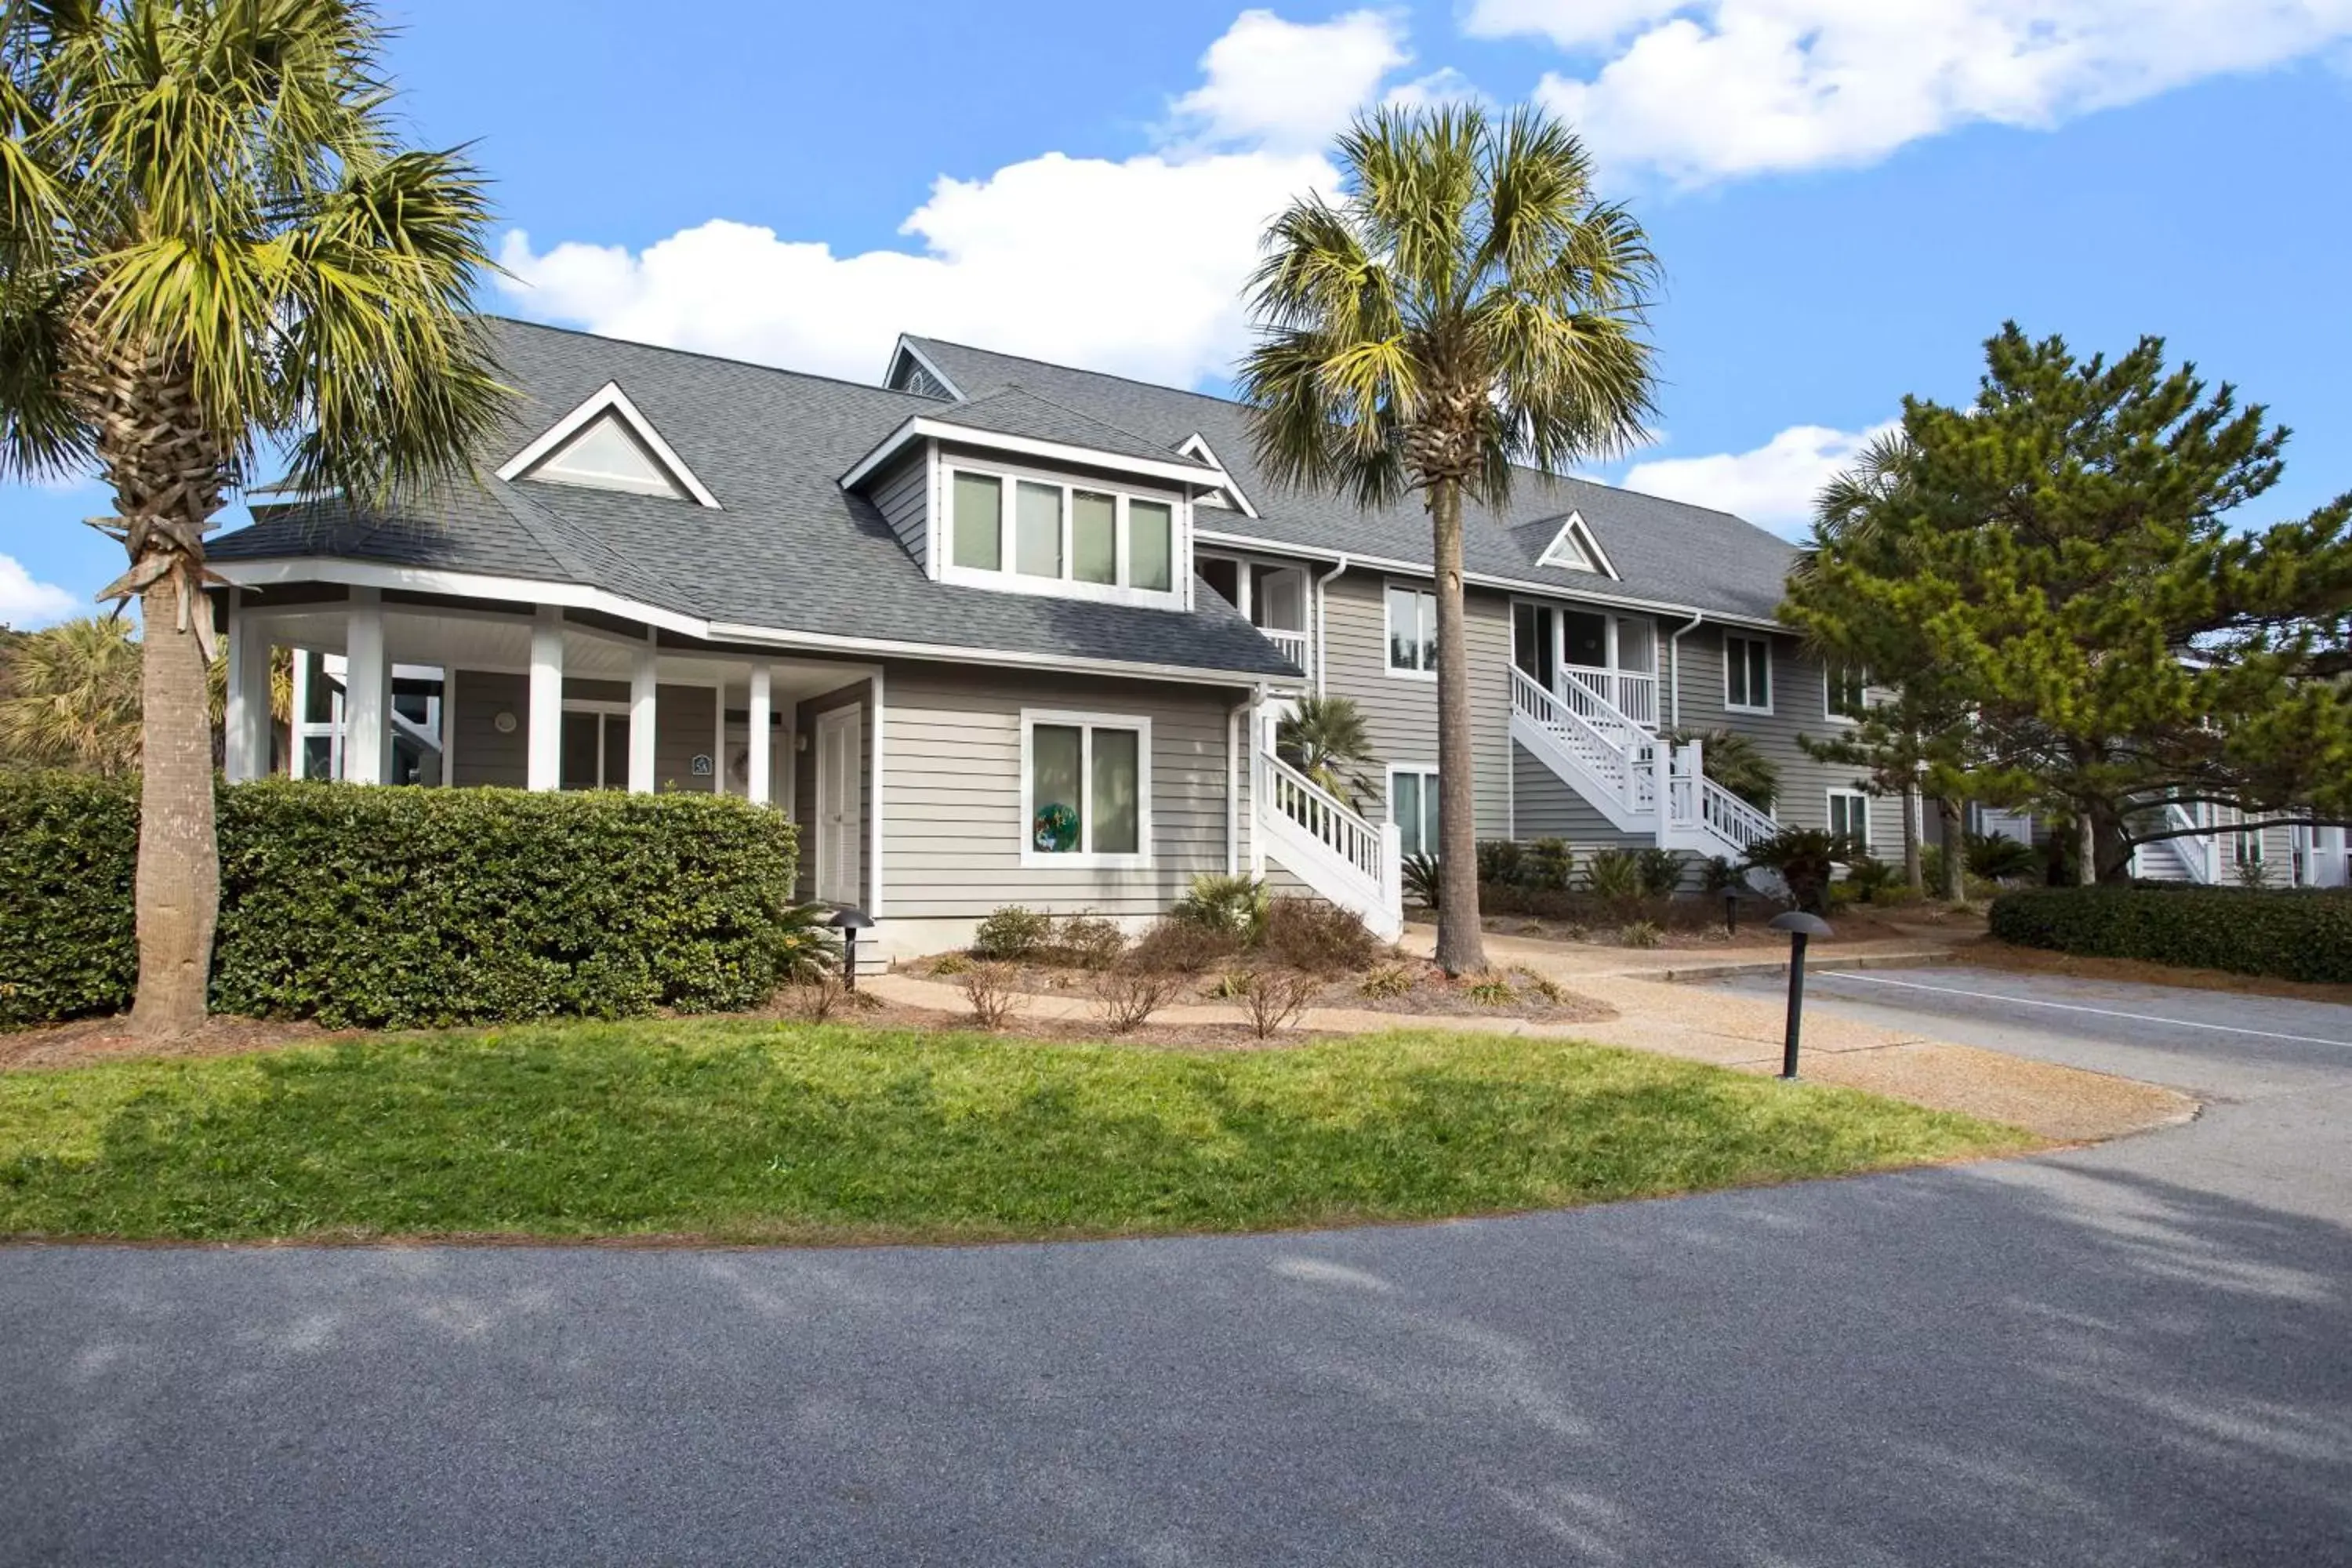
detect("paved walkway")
[869,926,2193,1144]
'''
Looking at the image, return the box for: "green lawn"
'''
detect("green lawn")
[0,1021,2036,1243]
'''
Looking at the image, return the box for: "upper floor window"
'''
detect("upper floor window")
[1725,633,1773,713]
[1387,585,1437,677]
[1825,662,1869,721]
[946,461,1181,607]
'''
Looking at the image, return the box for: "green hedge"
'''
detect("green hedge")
[1,775,806,1029]
[1987,884,2352,984]
[0,772,140,1027]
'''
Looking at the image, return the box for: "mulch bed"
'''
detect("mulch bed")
[911,953,1615,1025]
[0,1014,356,1073]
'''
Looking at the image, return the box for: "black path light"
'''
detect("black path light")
[1768,910,1834,1080]
[826,906,875,991]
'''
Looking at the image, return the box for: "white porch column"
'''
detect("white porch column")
[528,604,564,791]
[223,592,271,782]
[288,652,310,778]
[746,664,771,805]
[344,588,388,786]
[712,679,727,795]
[628,632,658,793]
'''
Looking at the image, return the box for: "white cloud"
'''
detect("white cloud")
[1382,67,1490,113]
[1465,1,2352,183]
[0,554,79,628]
[1618,421,1894,536]
[498,9,1434,388]
[1171,9,1411,150]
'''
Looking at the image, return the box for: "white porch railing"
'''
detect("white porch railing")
[1513,666,1637,800]
[1692,769,1778,854]
[1258,626,1311,676]
[1254,748,1403,938]
[1512,670,1780,858]
[2159,800,2217,883]
[1564,666,1658,729]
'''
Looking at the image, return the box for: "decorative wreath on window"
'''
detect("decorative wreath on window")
[1033,801,1080,854]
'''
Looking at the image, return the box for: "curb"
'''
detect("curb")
[1648,949,1961,985]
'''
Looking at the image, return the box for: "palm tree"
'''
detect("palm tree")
[1240,105,1658,973]
[0,614,142,774]
[0,2,504,1035]
[1276,692,1378,810]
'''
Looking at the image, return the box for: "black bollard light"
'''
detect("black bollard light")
[1767,910,1833,1080]
[826,906,876,990]
[1722,886,1744,937]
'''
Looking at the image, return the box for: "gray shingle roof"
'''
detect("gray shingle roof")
[924,387,1212,470]
[212,319,1299,680]
[902,336,1798,624]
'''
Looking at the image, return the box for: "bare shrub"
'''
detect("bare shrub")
[1129,915,1240,975]
[1091,966,1181,1034]
[1260,898,1380,975]
[960,962,1021,1029]
[1052,912,1127,970]
[1243,969,1323,1038]
[789,978,881,1024]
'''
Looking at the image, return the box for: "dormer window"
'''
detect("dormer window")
[944,458,1185,608]
[530,412,687,498]
[1537,511,1617,578]
[496,380,721,508]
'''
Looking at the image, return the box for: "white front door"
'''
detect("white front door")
[815,707,862,906]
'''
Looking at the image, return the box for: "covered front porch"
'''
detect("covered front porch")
[220,586,881,909]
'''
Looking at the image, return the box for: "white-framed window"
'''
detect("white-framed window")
[559,700,633,791]
[944,458,1184,608]
[1388,765,1442,857]
[2232,823,2265,870]
[1021,710,1152,867]
[1825,662,1869,722]
[1725,633,1773,713]
[1828,788,1872,850]
[1385,583,1437,678]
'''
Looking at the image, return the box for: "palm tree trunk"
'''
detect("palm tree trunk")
[1428,482,1486,975]
[129,574,218,1036]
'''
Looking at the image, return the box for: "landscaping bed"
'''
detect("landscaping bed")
[0,1018,2034,1243]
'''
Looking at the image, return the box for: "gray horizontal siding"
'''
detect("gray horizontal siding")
[879,664,1243,919]
[1320,568,1512,841]
[1509,743,1653,850]
[872,447,929,567]
[1671,626,1885,848]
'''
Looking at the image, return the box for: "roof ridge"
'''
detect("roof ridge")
[975,382,1200,459]
[480,314,951,407]
[906,334,1248,412]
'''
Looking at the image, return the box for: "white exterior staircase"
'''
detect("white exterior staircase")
[1508,667,1778,861]
[1254,749,1405,940]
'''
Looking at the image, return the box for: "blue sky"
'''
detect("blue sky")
[6,0,2351,624]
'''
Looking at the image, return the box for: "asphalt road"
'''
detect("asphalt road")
[5,967,2349,1566]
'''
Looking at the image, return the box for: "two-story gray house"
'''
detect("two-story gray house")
[210,318,1900,958]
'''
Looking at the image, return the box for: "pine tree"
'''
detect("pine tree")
[1784,325,2352,884]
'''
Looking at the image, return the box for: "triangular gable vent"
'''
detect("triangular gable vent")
[1538,510,1617,579]
[1176,433,1258,517]
[498,381,722,509]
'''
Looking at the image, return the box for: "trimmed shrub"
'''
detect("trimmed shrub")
[1635,848,1686,898]
[1988,885,2352,984]
[1172,873,1269,941]
[1,775,810,1029]
[0,771,140,1027]
[971,904,1053,960]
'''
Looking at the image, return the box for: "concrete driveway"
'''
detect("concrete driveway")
[5,967,2349,1566]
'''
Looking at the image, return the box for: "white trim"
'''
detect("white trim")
[1382,581,1438,681]
[938,457,1189,611]
[1723,631,1774,715]
[1827,786,1872,851]
[1192,526,1788,633]
[842,415,1221,493]
[208,558,1292,691]
[1177,434,1259,518]
[924,440,943,582]
[629,631,658,793]
[1019,709,1154,869]
[746,663,771,806]
[495,381,722,510]
[886,337,967,401]
[442,667,458,785]
[867,669,886,918]
[528,605,565,790]
[1535,511,1619,579]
